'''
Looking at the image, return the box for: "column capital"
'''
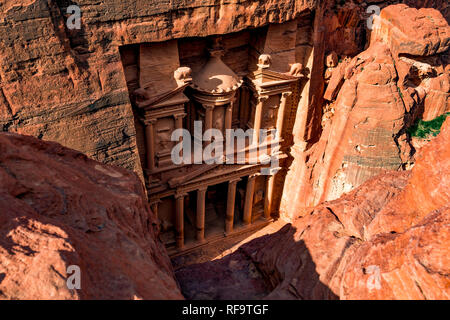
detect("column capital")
[175,191,188,199]
[203,104,215,110]
[282,91,293,98]
[174,113,187,120]
[229,178,241,184]
[197,185,208,192]
[141,117,157,125]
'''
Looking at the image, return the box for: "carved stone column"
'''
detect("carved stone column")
[225,101,233,131]
[204,104,214,132]
[276,91,292,140]
[174,113,186,160]
[144,119,157,172]
[175,192,187,249]
[243,174,258,225]
[174,113,185,131]
[225,178,240,233]
[196,186,207,242]
[253,95,268,145]
[264,174,275,220]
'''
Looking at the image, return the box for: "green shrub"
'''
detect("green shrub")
[407,112,450,139]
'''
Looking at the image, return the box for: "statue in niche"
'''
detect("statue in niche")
[132,87,150,104]
[267,107,276,123]
[157,127,172,152]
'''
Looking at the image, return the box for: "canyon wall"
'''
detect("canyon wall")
[280,3,450,220]
[0,132,182,299]
[0,0,448,301]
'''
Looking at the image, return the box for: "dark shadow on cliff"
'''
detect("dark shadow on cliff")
[175,224,339,300]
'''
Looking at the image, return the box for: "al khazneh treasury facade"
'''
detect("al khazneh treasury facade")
[120,20,312,255]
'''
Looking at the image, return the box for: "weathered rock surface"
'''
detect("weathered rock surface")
[176,119,450,300]
[0,132,182,299]
[281,4,450,218]
[372,4,450,122]
[367,118,450,238]
[372,4,450,56]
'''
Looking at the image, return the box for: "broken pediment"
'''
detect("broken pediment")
[133,85,190,109]
[251,68,300,85]
[168,163,261,188]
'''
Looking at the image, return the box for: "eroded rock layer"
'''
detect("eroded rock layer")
[0,0,449,301]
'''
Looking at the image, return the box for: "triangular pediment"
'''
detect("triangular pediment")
[135,84,189,109]
[250,69,299,84]
[168,163,258,188]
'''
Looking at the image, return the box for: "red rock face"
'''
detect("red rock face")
[372,4,450,122]
[281,3,450,218]
[176,119,450,300]
[0,133,182,299]
[367,118,450,238]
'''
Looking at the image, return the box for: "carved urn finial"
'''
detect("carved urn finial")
[326,51,338,68]
[190,36,242,95]
[257,54,272,70]
[174,66,193,87]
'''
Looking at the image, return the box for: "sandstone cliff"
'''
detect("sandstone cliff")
[176,118,450,300]
[0,132,182,299]
[281,3,450,218]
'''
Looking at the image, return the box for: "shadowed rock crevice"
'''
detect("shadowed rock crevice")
[176,226,339,300]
